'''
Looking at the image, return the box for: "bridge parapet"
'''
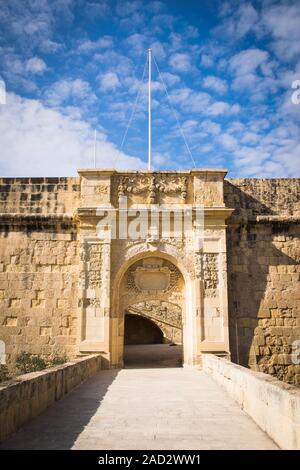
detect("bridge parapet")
[202,354,300,450]
[0,354,102,443]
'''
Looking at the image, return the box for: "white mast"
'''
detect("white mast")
[94,129,97,168]
[148,48,152,171]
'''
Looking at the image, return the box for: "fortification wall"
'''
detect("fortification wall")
[0,177,80,214]
[0,176,299,385]
[0,178,80,372]
[225,179,300,385]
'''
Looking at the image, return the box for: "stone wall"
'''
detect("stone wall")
[225,178,300,218]
[225,179,300,385]
[0,178,80,372]
[202,354,300,450]
[0,354,101,443]
[0,177,80,214]
[0,174,299,385]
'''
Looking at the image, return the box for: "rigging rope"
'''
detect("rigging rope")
[114,51,196,169]
[113,53,148,169]
[152,54,196,168]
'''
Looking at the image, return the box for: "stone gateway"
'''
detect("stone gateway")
[0,169,299,385]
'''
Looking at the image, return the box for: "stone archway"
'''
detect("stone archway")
[77,169,232,368]
[124,314,164,345]
[126,300,182,344]
[110,252,188,368]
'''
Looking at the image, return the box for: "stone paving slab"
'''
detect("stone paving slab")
[1,368,278,450]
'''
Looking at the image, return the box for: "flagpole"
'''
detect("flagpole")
[148,48,152,171]
[94,129,97,168]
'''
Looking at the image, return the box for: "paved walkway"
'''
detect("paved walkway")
[1,366,277,450]
[124,344,183,368]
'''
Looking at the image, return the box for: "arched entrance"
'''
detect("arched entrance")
[124,314,164,345]
[110,252,189,368]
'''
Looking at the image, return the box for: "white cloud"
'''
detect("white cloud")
[260,2,300,60]
[181,120,198,132]
[115,0,142,17]
[200,54,213,68]
[46,79,96,106]
[146,1,164,14]
[93,50,133,80]
[160,72,180,87]
[200,120,221,135]
[229,48,268,75]
[203,75,228,94]
[150,41,166,61]
[0,92,145,176]
[240,132,259,145]
[0,77,6,105]
[206,101,230,116]
[227,121,245,134]
[26,57,47,74]
[169,87,239,116]
[215,1,300,62]
[185,91,211,113]
[169,53,191,72]
[169,32,183,51]
[218,133,238,151]
[169,87,192,104]
[119,11,145,30]
[99,72,121,91]
[39,39,62,53]
[0,0,74,53]
[124,33,147,56]
[214,2,259,40]
[152,152,171,167]
[228,121,300,177]
[84,1,111,19]
[184,25,199,39]
[229,48,274,95]
[77,35,113,53]
[151,14,175,31]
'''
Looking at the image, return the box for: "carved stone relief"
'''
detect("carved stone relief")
[86,243,102,289]
[194,180,222,206]
[111,239,195,284]
[115,174,188,204]
[127,300,182,328]
[95,184,109,196]
[125,257,181,294]
[203,253,219,297]
[76,170,231,363]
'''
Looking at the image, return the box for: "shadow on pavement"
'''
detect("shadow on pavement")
[124,343,183,369]
[0,369,120,450]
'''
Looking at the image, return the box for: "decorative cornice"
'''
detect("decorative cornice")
[78,168,228,177]
[228,214,300,226]
[256,215,300,223]
[0,212,76,229]
[78,168,116,177]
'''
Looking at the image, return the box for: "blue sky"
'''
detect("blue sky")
[0,0,299,176]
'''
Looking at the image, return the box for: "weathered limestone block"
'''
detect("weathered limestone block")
[0,354,101,443]
[0,173,299,384]
[202,354,300,450]
[227,180,300,385]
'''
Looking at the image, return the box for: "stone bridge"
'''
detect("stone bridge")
[0,169,299,384]
[0,352,299,450]
[0,169,299,449]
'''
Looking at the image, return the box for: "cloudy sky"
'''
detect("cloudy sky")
[0,0,299,176]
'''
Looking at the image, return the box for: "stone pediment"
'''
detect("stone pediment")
[78,168,228,208]
[126,257,181,294]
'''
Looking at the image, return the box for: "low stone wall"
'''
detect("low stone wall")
[0,354,101,443]
[202,354,300,450]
